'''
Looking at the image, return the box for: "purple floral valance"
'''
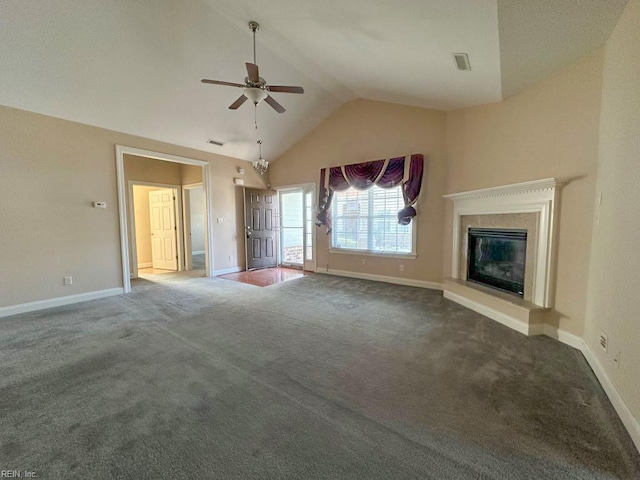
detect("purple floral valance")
[316,154,424,232]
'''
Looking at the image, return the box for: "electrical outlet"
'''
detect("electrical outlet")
[399,264,404,272]
[63,276,73,286]
[361,258,366,265]
[217,217,223,224]
[614,350,621,368]
[599,331,608,352]
[228,255,233,262]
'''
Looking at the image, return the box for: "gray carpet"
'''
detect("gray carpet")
[192,253,205,271]
[1,272,638,479]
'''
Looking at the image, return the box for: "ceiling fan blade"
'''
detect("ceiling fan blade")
[245,62,260,83]
[228,95,248,110]
[267,85,304,94]
[264,95,286,113]
[201,79,245,88]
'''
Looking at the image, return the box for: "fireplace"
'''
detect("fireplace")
[444,179,560,334]
[467,228,527,297]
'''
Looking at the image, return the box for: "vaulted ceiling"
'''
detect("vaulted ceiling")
[0,0,627,162]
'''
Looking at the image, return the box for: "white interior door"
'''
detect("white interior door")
[149,188,178,270]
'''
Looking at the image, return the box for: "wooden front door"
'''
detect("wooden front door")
[245,188,277,270]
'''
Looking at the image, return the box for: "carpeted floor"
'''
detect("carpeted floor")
[192,253,205,271]
[1,272,638,479]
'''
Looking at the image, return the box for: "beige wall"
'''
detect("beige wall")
[268,99,448,284]
[181,164,203,185]
[0,105,266,307]
[125,154,182,185]
[132,185,163,266]
[584,0,640,423]
[443,49,604,336]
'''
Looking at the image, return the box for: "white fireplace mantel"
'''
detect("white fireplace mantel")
[443,178,561,308]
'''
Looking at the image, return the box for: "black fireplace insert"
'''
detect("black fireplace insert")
[467,228,527,296]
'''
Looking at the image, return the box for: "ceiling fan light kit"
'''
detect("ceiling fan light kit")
[244,87,268,105]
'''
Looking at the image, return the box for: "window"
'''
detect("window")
[331,185,414,255]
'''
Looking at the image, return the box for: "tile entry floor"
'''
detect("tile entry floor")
[220,266,310,287]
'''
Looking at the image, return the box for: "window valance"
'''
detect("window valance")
[316,153,424,232]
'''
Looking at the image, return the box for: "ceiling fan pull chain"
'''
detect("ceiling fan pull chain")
[254,104,258,129]
[253,27,257,64]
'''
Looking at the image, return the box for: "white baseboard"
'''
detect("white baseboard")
[212,266,243,276]
[443,290,532,336]
[0,288,124,319]
[192,250,205,255]
[579,341,640,452]
[543,324,585,350]
[315,268,443,291]
[137,262,152,269]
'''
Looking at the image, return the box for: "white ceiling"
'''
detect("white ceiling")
[0,0,628,162]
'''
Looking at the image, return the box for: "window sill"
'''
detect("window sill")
[329,248,417,259]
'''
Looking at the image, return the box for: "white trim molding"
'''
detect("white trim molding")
[0,288,124,318]
[213,266,244,276]
[315,268,443,291]
[543,324,585,350]
[443,178,561,308]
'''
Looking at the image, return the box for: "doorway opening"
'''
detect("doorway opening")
[116,146,213,294]
[277,184,315,272]
[130,183,182,278]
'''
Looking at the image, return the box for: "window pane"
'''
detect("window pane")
[281,191,303,228]
[330,185,414,254]
[281,190,304,265]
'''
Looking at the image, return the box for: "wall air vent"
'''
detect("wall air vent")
[453,53,471,71]
[207,139,224,146]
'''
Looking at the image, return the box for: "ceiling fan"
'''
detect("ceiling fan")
[201,21,304,113]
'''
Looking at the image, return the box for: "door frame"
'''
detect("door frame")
[116,145,213,293]
[128,181,183,278]
[182,182,204,271]
[276,182,316,271]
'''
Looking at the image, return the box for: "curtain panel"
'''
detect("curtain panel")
[316,153,424,233]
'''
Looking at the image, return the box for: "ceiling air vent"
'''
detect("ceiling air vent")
[453,53,471,71]
[207,139,224,147]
